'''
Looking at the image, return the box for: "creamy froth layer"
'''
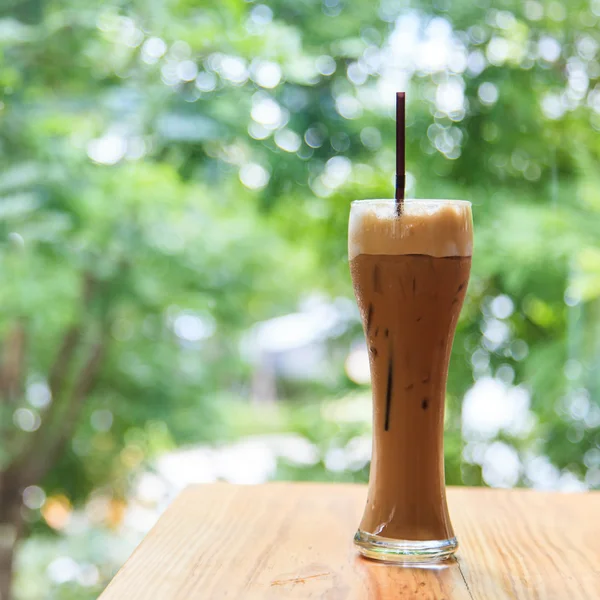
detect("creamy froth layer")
[349,200,473,259]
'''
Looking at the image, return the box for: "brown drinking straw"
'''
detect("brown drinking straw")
[395,92,405,216]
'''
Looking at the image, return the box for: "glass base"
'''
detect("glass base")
[354,530,458,564]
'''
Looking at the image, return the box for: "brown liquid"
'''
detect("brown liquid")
[350,253,471,541]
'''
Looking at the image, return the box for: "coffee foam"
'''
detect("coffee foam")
[348,200,473,259]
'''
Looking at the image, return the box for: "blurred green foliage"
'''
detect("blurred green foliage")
[0,0,600,597]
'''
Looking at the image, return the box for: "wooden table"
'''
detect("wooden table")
[100,483,599,599]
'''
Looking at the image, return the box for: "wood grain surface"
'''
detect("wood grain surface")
[100,484,600,599]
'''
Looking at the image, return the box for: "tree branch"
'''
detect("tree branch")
[0,320,27,404]
[3,271,101,485]
[13,337,107,488]
[48,272,96,400]
[2,324,82,473]
[47,325,83,399]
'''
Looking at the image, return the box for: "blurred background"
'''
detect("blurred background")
[0,0,599,597]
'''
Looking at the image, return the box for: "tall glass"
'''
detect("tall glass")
[349,199,473,563]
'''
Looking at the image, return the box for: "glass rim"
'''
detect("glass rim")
[351,199,471,206]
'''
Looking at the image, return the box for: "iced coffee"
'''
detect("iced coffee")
[349,199,473,562]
